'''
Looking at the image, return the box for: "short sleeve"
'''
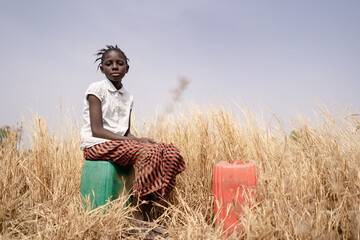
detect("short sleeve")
[85,82,105,101]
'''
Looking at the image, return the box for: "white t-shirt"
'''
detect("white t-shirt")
[80,79,134,150]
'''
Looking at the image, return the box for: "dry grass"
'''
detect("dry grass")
[1,103,360,239]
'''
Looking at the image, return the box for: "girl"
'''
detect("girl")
[80,45,185,225]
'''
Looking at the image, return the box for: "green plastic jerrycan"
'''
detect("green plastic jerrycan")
[80,160,135,210]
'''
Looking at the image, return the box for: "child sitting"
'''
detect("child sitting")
[80,45,185,237]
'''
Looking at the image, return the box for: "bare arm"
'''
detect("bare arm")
[125,109,133,137]
[88,94,155,143]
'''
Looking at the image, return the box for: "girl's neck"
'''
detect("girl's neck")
[109,80,123,90]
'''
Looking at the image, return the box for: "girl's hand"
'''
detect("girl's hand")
[137,138,157,144]
[126,133,157,144]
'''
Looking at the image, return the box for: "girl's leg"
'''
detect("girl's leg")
[84,140,140,166]
[154,143,186,198]
[132,194,153,221]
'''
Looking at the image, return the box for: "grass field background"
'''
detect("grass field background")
[1,103,359,239]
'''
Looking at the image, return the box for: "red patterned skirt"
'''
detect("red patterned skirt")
[83,140,185,200]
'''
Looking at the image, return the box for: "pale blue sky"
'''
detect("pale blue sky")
[1,0,359,129]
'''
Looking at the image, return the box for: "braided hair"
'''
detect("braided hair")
[94,45,129,70]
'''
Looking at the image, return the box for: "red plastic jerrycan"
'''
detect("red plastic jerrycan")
[213,159,257,234]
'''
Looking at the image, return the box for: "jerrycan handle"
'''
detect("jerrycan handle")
[232,159,244,165]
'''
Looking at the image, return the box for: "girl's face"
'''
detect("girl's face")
[100,50,129,89]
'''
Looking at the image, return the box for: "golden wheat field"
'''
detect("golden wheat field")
[0,104,360,239]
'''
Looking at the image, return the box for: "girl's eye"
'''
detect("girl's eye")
[118,62,124,66]
[105,62,112,66]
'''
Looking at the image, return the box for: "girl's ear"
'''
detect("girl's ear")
[100,65,104,73]
[126,65,129,73]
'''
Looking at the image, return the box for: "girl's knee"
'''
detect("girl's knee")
[138,145,161,160]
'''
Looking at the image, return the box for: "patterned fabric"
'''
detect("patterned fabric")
[84,140,185,200]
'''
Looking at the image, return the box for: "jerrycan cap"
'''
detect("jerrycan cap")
[232,159,244,164]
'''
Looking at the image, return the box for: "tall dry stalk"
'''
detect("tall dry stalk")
[0,103,359,239]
